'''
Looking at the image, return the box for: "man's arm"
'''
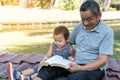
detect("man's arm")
[69,54,108,73]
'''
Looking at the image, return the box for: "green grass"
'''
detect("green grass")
[0,25,74,54]
[112,29,120,59]
[0,25,120,57]
[0,25,120,80]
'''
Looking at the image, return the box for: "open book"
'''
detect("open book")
[38,55,74,70]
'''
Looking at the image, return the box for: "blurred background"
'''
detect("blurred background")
[0,0,120,59]
[0,0,120,10]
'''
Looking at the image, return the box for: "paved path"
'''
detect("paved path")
[0,6,120,24]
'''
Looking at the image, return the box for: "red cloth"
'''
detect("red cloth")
[0,52,44,72]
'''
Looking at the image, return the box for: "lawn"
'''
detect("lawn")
[112,28,120,59]
[0,25,120,59]
[0,25,74,54]
[0,25,120,80]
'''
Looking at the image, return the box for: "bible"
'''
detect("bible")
[38,55,73,70]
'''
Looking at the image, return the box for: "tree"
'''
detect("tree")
[102,0,112,11]
[53,0,59,8]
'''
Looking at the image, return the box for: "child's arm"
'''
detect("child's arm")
[41,44,53,63]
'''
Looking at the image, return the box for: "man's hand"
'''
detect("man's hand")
[68,63,82,73]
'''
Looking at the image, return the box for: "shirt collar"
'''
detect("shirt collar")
[93,20,102,33]
[82,20,102,33]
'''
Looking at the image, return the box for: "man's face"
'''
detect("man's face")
[80,10,101,30]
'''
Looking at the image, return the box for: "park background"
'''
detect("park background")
[0,1,120,79]
[0,0,120,58]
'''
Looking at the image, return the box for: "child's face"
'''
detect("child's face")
[53,34,68,49]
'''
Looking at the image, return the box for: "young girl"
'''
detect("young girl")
[6,25,75,80]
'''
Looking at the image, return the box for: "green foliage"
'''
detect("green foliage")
[32,0,52,9]
[0,0,120,10]
[0,0,19,5]
[111,0,120,4]
[63,0,75,10]
[108,7,116,11]
[58,0,81,10]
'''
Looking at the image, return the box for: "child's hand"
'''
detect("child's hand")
[68,56,75,62]
[40,56,48,63]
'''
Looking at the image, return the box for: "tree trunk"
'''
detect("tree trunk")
[102,0,112,11]
[53,0,59,8]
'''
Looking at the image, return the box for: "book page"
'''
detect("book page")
[39,55,73,70]
[46,55,73,69]
[45,55,63,64]
[39,55,63,69]
[50,58,72,69]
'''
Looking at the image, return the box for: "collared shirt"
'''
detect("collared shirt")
[69,20,114,69]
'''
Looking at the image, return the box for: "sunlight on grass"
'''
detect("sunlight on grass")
[0,31,53,44]
[0,25,120,60]
[0,30,53,54]
[4,42,51,54]
[0,25,74,54]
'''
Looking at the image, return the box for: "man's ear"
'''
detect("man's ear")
[98,12,102,19]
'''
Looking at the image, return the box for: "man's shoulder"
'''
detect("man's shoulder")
[100,20,113,33]
[74,22,83,31]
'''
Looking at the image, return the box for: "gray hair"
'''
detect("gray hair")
[80,0,100,17]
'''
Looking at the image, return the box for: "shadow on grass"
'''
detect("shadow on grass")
[112,50,120,60]
[0,78,7,80]
[114,30,120,40]
[111,30,120,60]
[5,42,51,54]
